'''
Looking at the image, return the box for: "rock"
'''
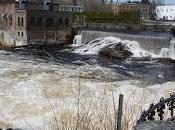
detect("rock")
[7,128,14,130]
[99,42,133,59]
[135,121,175,130]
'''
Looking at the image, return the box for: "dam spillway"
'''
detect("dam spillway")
[81,30,171,54]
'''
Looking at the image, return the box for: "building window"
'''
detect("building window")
[21,17,24,27]
[21,32,24,36]
[37,17,43,27]
[65,18,69,25]
[30,17,35,26]
[10,17,12,26]
[59,19,63,25]
[17,32,20,36]
[18,17,20,26]
[5,18,7,27]
[46,18,54,27]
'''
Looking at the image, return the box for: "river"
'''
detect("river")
[0,35,174,130]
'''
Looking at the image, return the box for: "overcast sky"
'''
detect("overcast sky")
[157,0,174,4]
[165,0,175,4]
[116,0,175,4]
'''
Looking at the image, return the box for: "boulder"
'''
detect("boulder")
[99,42,132,59]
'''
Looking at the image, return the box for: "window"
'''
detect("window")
[30,17,35,26]
[10,17,12,26]
[21,32,24,36]
[37,17,43,27]
[65,18,69,25]
[21,17,24,27]
[17,32,20,36]
[18,17,20,26]
[59,19,63,25]
[46,18,54,27]
[5,18,7,27]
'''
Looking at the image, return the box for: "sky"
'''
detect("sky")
[165,0,175,4]
[116,0,175,4]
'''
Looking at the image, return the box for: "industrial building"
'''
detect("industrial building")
[0,0,83,46]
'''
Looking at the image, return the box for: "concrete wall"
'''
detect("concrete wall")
[28,30,72,44]
[81,30,171,54]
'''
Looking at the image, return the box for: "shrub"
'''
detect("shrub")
[74,11,140,24]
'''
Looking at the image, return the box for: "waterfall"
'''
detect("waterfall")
[80,30,170,54]
[72,35,82,47]
[73,35,175,60]
[159,40,175,60]
[73,36,157,58]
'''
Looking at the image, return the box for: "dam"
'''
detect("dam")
[80,30,171,54]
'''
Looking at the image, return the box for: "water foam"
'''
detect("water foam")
[160,40,175,59]
[73,35,175,59]
[73,36,157,58]
[0,44,174,129]
[72,35,82,47]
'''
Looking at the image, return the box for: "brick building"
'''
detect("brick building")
[0,0,83,46]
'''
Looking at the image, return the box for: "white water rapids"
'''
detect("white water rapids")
[73,35,175,59]
[0,35,174,130]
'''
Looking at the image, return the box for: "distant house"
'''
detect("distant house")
[156,5,175,21]
[0,0,83,46]
[112,3,140,15]
[111,3,153,20]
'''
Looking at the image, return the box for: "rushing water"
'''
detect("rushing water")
[0,35,174,130]
[73,35,175,59]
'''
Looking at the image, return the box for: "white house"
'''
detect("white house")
[156,5,175,21]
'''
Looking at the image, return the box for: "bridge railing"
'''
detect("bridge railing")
[137,93,175,124]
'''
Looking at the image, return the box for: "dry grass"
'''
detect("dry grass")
[43,79,154,130]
